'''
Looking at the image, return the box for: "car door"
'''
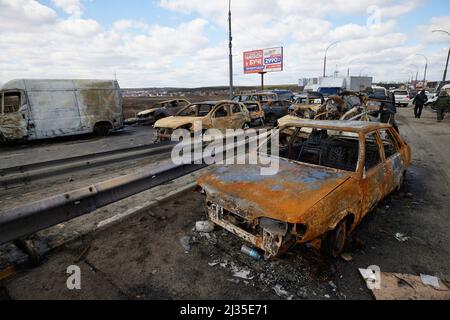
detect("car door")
[359,131,386,220]
[229,103,247,129]
[378,128,405,194]
[211,103,231,130]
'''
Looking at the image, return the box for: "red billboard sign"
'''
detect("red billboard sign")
[244,47,283,74]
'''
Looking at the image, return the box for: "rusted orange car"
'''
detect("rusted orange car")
[197,120,411,259]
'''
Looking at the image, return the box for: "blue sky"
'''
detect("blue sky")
[1,0,449,87]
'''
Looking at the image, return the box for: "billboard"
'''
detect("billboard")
[243,47,283,74]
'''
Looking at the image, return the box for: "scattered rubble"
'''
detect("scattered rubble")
[369,273,450,300]
[179,236,191,252]
[273,285,294,300]
[195,221,215,233]
[395,233,410,242]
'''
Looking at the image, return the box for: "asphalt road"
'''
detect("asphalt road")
[0,126,155,169]
[1,107,449,300]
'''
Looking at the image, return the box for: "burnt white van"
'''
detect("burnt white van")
[0,79,124,143]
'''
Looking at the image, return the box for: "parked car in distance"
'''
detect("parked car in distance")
[371,86,388,99]
[318,87,343,97]
[242,102,265,127]
[0,79,124,143]
[134,99,191,125]
[198,120,411,259]
[393,90,411,107]
[154,101,251,142]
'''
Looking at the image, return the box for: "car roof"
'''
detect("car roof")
[193,100,236,105]
[281,120,392,133]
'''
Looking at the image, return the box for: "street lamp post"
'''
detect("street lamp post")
[323,41,340,77]
[432,30,450,88]
[416,54,428,88]
[228,0,234,100]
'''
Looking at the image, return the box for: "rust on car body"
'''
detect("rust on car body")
[198,120,411,259]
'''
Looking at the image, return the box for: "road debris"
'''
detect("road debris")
[179,236,191,252]
[369,273,450,300]
[341,253,353,262]
[195,221,215,233]
[420,274,441,289]
[273,285,294,300]
[241,245,262,261]
[395,233,410,242]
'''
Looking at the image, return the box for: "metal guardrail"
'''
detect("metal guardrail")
[0,142,176,189]
[0,160,206,245]
[0,131,270,246]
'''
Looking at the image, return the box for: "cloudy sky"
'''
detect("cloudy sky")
[0,0,449,88]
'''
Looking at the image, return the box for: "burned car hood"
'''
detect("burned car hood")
[154,116,200,129]
[138,108,158,116]
[198,159,352,223]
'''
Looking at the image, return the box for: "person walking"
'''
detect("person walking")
[413,90,428,119]
[435,91,449,122]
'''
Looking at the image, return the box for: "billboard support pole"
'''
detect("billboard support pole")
[259,72,267,91]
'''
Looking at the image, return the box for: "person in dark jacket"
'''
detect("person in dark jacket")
[413,90,428,119]
[435,91,449,122]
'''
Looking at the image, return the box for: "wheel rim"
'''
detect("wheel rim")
[329,221,347,257]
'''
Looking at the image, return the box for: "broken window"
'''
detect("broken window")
[178,104,213,117]
[3,92,21,114]
[214,105,229,118]
[231,104,242,114]
[365,132,382,169]
[379,129,399,159]
[274,128,360,172]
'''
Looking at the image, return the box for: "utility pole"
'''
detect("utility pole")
[432,30,450,89]
[323,41,340,78]
[228,0,234,100]
[416,53,428,88]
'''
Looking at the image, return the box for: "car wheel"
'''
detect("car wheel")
[323,220,347,258]
[94,123,112,137]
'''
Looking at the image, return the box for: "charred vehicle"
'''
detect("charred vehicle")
[154,101,251,142]
[136,99,191,125]
[277,92,380,127]
[198,120,411,259]
[0,79,123,143]
[242,102,265,127]
[233,92,291,126]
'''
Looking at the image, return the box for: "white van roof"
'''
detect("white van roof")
[1,79,119,91]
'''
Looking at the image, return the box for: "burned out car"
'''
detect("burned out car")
[154,101,251,142]
[198,120,411,259]
[233,92,291,126]
[136,99,190,125]
[242,102,265,127]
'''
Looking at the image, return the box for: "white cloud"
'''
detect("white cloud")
[52,0,83,16]
[0,0,446,87]
[417,15,450,44]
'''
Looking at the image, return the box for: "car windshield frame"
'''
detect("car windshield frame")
[258,125,364,174]
[176,103,215,117]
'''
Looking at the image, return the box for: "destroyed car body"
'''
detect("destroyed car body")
[198,120,411,259]
[136,99,191,125]
[0,79,124,143]
[277,92,377,126]
[242,102,265,127]
[233,92,291,125]
[154,101,251,142]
